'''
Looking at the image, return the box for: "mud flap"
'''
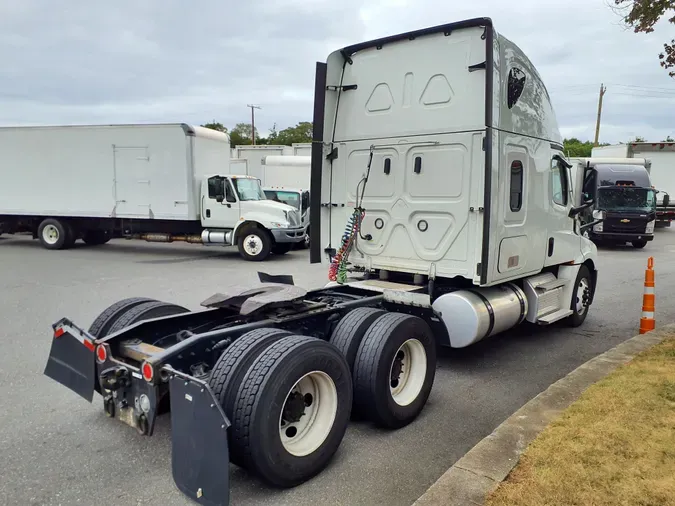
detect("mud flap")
[43,319,96,402]
[169,375,231,506]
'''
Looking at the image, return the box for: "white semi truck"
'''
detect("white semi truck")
[0,123,305,261]
[592,142,675,226]
[44,18,600,506]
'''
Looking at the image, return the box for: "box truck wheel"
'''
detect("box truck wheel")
[37,218,70,250]
[209,327,293,465]
[237,226,271,261]
[105,300,189,335]
[564,264,592,327]
[632,239,647,249]
[329,307,387,375]
[230,335,352,487]
[353,312,436,429]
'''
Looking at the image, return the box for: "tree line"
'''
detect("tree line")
[201,121,312,147]
[563,136,674,157]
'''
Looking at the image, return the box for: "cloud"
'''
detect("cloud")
[0,0,673,142]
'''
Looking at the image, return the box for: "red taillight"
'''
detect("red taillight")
[96,345,107,363]
[54,327,65,338]
[141,362,154,382]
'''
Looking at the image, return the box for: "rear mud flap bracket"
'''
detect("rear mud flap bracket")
[169,374,231,506]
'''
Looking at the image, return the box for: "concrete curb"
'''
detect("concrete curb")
[412,324,675,506]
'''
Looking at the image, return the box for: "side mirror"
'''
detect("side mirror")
[663,194,670,207]
[216,194,224,203]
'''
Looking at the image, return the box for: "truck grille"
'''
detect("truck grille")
[603,217,646,233]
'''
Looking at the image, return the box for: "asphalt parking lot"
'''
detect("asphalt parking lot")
[2,231,675,506]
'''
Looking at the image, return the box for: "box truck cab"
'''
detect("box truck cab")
[571,157,656,248]
[262,186,310,248]
[201,174,305,258]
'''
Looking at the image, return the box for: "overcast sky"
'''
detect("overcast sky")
[1,0,673,144]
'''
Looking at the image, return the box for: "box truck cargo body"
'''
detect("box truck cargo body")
[0,123,304,260]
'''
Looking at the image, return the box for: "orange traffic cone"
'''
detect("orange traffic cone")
[639,257,655,334]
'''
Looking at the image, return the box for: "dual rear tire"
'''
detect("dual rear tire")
[209,330,352,488]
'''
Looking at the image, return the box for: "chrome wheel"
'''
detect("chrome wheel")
[389,338,427,407]
[279,371,338,457]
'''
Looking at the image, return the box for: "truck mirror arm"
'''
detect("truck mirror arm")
[568,200,594,218]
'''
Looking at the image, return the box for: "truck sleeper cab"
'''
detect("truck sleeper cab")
[44,18,598,506]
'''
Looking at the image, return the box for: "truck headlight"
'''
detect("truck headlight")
[271,222,290,229]
[593,221,603,232]
[646,219,655,234]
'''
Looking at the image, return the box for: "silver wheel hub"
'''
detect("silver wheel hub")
[389,339,427,407]
[279,371,338,457]
[243,234,262,256]
[575,278,590,314]
[42,224,60,245]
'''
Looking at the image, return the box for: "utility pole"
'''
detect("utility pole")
[247,104,261,145]
[594,84,607,146]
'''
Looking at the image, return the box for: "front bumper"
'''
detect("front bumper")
[43,319,231,506]
[592,232,654,242]
[270,226,305,243]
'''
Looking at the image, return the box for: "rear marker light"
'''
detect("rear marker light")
[83,340,95,352]
[96,345,107,363]
[141,362,154,382]
[54,327,65,338]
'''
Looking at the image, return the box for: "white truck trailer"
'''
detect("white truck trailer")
[592,142,675,226]
[44,18,600,506]
[0,123,305,261]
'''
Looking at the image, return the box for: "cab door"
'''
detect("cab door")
[544,155,581,266]
[201,176,240,228]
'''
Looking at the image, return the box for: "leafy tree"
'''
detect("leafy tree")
[201,121,227,132]
[632,135,647,142]
[229,123,260,146]
[664,135,674,141]
[275,122,313,145]
[563,138,595,157]
[613,1,675,77]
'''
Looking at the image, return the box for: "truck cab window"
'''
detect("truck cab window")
[207,176,225,200]
[509,160,523,212]
[302,191,310,213]
[225,179,237,203]
[551,159,568,206]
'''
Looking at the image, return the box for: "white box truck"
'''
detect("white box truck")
[44,18,600,506]
[592,142,675,226]
[0,123,305,260]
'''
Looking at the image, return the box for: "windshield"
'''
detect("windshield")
[233,178,265,201]
[598,187,656,212]
[263,190,300,210]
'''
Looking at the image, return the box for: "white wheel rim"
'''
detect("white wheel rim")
[389,339,427,407]
[42,224,60,245]
[279,370,338,457]
[243,234,263,256]
[576,278,590,315]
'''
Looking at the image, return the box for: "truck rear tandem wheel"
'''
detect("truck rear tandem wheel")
[43,264,596,505]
